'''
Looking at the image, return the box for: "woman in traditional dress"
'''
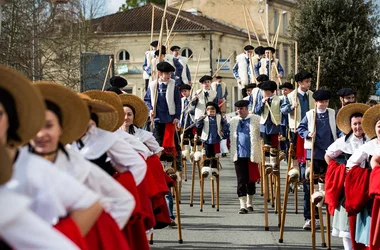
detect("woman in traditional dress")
[324,103,370,250]
[0,64,102,249]
[30,82,135,249]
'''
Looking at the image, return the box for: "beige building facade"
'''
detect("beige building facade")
[93,1,295,113]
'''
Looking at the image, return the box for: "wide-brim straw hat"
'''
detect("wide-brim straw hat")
[0,144,12,185]
[78,93,115,113]
[83,90,124,132]
[0,65,45,147]
[119,94,148,128]
[362,105,380,139]
[34,82,90,144]
[336,103,370,135]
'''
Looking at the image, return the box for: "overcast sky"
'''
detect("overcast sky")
[107,0,125,14]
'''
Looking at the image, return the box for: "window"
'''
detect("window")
[181,48,193,58]
[118,50,130,61]
[283,13,287,35]
[274,10,279,33]
[283,45,289,74]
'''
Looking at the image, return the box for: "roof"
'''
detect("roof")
[91,3,252,38]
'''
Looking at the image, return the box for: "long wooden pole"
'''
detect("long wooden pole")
[165,0,185,46]
[150,6,155,43]
[101,57,113,91]
[212,52,234,78]
[295,41,298,74]
[243,5,252,45]
[246,7,261,46]
[151,0,168,124]
[310,56,321,250]
[259,15,270,46]
[274,13,283,50]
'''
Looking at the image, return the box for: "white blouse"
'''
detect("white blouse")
[326,134,369,159]
[114,129,151,159]
[54,147,135,229]
[346,138,379,168]
[71,125,147,185]
[5,147,99,225]
[133,126,163,154]
[0,189,79,250]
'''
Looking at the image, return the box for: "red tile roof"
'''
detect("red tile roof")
[92,3,252,39]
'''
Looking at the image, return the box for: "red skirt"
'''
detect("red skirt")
[296,134,306,163]
[54,217,88,250]
[248,161,260,183]
[137,173,156,230]
[85,211,130,250]
[324,160,346,215]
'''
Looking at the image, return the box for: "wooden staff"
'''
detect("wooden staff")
[310,56,321,250]
[150,0,168,128]
[259,15,270,46]
[150,6,155,44]
[246,7,261,46]
[212,52,234,78]
[243,5,252,45]
[274,13,283,51]
[295,41,298,74]
[181,53,202,116]
[166,19,170,42]
[165,0,185,46]
[265,101,279,126]
[101,57,113,91]
[169,33,177,47]
[216,51,221,74]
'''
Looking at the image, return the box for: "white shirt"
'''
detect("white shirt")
[5,147,99,225]
[55,147,135,229]
[326,134,368,159]
[114,129,151,159]
[346,138,379,168]
[71,125,147,185]
[133,126,163,154]
[0,189,79,250]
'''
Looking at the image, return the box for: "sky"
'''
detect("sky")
[107,0,125,14]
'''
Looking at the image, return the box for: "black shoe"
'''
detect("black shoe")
[247,206,254,212]
[239,208,248,214]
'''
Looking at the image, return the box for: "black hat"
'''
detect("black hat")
[170,45,181,51]
[259,81,277,91]
[279,82,294,90]
[337,88,356,97]
[215,76,223,79]
[205,101,221,114]
[110,76,128,88]
[265,47,276,53]
[150,40,158,47]
[312,89,332,101]
[154,46,166,56]
[234,100,250,107]
[156,62,175,72]
[179,84,191,91]
[295,70,312,82]
[255,46,265,55]
[199,75,213,83]
[107,86,123,95]
[246,83,257,89]
[244,45,254,51]
[256,74,269,83]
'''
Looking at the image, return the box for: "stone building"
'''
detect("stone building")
[92,0,295,113]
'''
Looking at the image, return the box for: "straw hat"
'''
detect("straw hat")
[336,103,370,135]
[0,65,45,147]
[83,90,124,131]
[119,94,148,128]
[0,144,13,185]
[34,82,90,144]
[77,93,115,113]
[362,105,380,139]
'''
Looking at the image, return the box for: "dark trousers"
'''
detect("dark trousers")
[234,158,256,197]
[203,143,218,168]
[301,159,327,220]
[153,122,182,171]
[280,125,290,152]
[145,79,149,91]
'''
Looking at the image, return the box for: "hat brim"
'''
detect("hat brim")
[84,90,124,131]
[34,82,90,145]
[0,65,45,147]
[336,103,369,135]
[362,105,380,139]
[78,93,115,113]
[0,144,12,185]
[119,94,148,128]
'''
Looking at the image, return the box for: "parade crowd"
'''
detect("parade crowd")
[0,41,379,250]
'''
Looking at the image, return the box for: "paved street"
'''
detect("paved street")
[150,156,344,249]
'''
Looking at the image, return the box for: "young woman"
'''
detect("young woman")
[324,103,369,250]
[31,82,135,249]
[0,64,102,249]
